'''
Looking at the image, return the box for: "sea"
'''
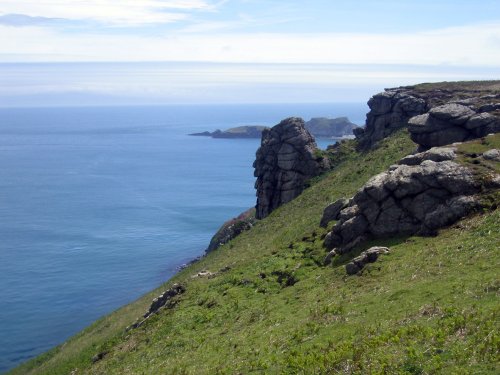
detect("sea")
[0,103,367,372]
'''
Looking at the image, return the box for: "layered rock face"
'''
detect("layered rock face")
[323,147,484,254]
[354,89,427,149]
[408,103,500,150]
[254,117,328,219]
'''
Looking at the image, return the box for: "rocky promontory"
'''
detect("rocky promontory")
[254,117,329,219]
[190,126,267,139]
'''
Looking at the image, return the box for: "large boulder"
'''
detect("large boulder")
[323,146,485,253]
[408,104,500,150]
[254,117,328,219]
[355,90,427,150]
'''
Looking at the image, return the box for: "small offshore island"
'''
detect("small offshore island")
[12,81,500,375]
[189,116,359,139]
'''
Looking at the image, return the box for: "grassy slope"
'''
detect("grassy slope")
[11,131,499,374]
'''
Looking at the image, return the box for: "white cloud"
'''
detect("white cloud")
[0,0,215,26]
[0,22,499,66]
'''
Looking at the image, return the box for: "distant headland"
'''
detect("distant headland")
[189,116,359,139]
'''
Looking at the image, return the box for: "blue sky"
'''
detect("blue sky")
[0,0,499,106]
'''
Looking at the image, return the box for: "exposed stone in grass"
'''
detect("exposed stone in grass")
[324,146,487,254]
[127,284,186,330]
[345,246,390,275]
[483,149,500,162]
[144,284,185,319]
[91,351,108,364]
[191,270,217,279]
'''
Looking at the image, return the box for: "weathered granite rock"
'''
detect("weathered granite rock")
[355,90,427,149]
[324,147,484,253]
[254,117,329,219]
[345,246,390,275]
[408,104,500,150]
[399,147,456,165]
[354,84,500,151]
[320,198,350,227]
[206,208,256,252]
[483,149,500,162]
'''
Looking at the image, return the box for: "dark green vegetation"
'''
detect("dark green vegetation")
[11,131,499,374]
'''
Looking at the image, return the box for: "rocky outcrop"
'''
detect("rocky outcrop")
[345,246,390,275]
[354,89,427,149]
[128,284,185,330]
[354,83,500,151]
[206,208,256,252]
[408,104,500,150]
[144,284,185,319]
[324,146,483,254]
[254,117,329,219]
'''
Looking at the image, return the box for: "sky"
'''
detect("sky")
[0,0,499,106]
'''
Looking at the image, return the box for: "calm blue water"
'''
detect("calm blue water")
[0,103,366,372]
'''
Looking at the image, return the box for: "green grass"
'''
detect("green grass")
[11,130,500,374]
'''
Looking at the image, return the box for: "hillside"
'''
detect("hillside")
[11,130,499,374]
[11,81,500,374]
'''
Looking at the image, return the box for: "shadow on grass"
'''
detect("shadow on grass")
[330,234,418,268]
